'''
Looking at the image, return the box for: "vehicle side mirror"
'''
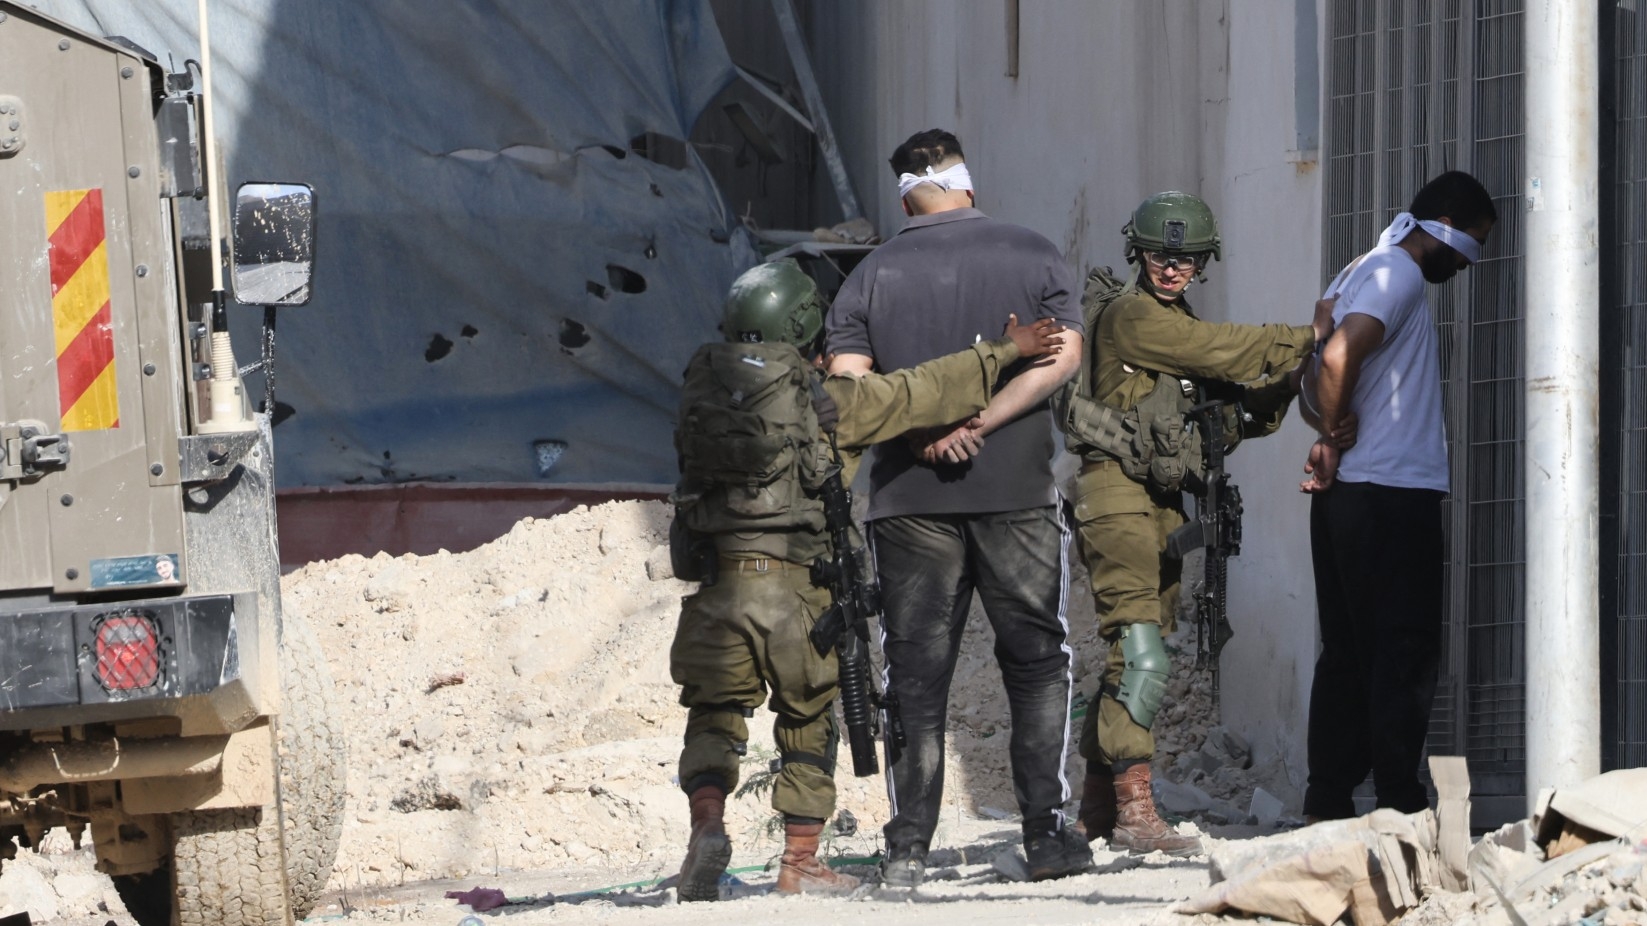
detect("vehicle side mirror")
[231,182,315,307]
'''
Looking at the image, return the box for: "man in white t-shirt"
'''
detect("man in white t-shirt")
[1297,170,1496,820]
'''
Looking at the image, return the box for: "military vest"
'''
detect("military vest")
[670,341,833,561]
[1057,268,1203,493]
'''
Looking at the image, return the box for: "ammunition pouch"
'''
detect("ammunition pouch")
[1138,413,1192,491]
[1115,623,1170,728]
[1066,374,1201,494]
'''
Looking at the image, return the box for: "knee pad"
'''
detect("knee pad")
[1116,623,1170,728]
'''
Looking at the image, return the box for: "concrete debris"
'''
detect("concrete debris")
[1469,819,1543,897]
[0,830,121,922]
[1249,786,1285,828]
[1535,768,1647,849]
[1433,755,1472,892]
[1155,776,1214,816]
[1201,725,1253,770]
[1181,766,1647,926]
[1182,807,1442,926]
[643,542,675,581]
[362,560,412,613]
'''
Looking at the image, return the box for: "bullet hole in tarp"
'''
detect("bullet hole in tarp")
[425,333,454,362]
[559,319,591,352]
[606,264,646,294]
[645,239,657,260]
[709,227,731,244]
[269,401,296,428]
[533,439,568,477]
[586,280,609,300]
[650,183,664,197]
[460,325,478,339]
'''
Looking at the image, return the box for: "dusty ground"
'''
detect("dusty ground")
[5,499,1294,925]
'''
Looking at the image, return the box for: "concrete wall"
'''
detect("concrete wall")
[806,0,1328,795]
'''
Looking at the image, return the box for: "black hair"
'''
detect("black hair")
[1408,170,1497,229]
[889,129,965,178]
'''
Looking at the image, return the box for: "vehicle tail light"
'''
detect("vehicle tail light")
[94,613,162,691]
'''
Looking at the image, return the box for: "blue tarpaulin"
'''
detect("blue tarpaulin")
[32,0,758,487]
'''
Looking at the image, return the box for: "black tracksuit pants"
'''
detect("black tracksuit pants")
[1305,480,1445,819]
[871,507,1076,849]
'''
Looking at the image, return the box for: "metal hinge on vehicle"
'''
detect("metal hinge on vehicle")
[1,420,71,480]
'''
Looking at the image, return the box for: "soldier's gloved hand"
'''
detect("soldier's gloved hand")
[917,417,985,465]
[1299,439,1340,494]
[1003,313,1065,359]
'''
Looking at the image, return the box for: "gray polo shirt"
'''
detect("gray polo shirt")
[825,208,1083,519]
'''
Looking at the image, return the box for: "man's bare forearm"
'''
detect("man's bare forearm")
[1314,338,1359,436]
[975,330,1082,437]
[827,352,875,377]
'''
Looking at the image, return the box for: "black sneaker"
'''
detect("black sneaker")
[879,842,928,889]
[1024,826,1094,882]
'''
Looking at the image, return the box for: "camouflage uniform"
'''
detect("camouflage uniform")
[1071,286,1313,766]
[671,337,1026,820]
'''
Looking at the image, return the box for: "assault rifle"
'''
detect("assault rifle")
[807,442,905,777]
[1165,401,1243,697]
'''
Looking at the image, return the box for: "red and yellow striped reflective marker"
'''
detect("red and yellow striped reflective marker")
[46,188,119,431]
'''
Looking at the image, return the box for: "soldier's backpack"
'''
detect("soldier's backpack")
[1055,265,1132,453]
[671,341,828,539]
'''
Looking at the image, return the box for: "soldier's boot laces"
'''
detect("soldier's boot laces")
[1110,763,1204,858]
[677,785,732,902]
[776,822,860,895]
[1075,764,1118,843]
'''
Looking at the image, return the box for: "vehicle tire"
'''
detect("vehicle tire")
[173,806,291,926]
[276,602,346,918]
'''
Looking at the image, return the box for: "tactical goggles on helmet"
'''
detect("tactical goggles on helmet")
[1142,251,1208,272]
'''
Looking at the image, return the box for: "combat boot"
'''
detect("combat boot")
[1110,762,1203,857]
[677,785,732,902]
[1075,764,1118,842]
[776,822,860,895]
[1024,823,1094,881]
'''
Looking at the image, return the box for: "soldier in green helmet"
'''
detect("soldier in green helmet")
[669,258,1062,900]
[1059,192,1337,856]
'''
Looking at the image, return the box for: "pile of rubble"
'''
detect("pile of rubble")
[1178,767,1647,926]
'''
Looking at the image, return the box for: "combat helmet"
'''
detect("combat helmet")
[1122,191,1222,263]
[721,259,826,347]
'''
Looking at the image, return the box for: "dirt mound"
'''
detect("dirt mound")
[285,499,1247,891]
[2,498,1252,919]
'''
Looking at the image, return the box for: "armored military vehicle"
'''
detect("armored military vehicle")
[0,3,342,923]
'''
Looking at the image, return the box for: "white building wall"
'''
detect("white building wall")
[808,0,1328,797]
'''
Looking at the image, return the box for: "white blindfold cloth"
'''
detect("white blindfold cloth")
[1378,212,1482,264]
[897,162,974,199]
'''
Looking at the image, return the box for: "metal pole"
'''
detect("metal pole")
[770,0,862,222]
[1523,0,1601,809]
